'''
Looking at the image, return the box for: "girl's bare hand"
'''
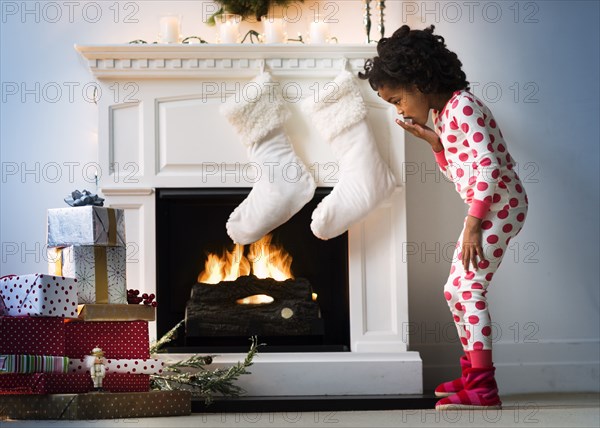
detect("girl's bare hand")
[461,216,487,272]
[395,119,440,148]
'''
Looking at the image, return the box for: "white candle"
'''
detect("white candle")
[262,17,285,43]
[159,15,181,43]
[216,14,240,44]
[219,21,238,43]
[309,19,329,44]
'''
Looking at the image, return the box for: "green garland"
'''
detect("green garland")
[208,0,304,25]
[149,320,263,405]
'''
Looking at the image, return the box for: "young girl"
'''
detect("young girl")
[359,25,528,410]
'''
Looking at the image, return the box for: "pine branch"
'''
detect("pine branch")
[150,336,263,405]
[149,320,184,355]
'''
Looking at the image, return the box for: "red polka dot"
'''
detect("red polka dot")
[485,273,494,281]
[463,106,474,116]
[455,303,464,311]
[463,140,470,147]
[481,326,491,336]
[459,153,469,162]
[503,224,513,233]
[509,198,519,207]
[465,271,475,280]
[517,212,526,222]
[450,119,459,130]
[477,117,485,127]
[450,265,456,274]
[448,147,458,153]
[469,176,477,185]
[472,149,478,157]
[454,315,461,322]
[461,337,468,346]
[473,132,484,143]
[489,119,496,128]
[473,341,484,350]
[468,315,479,324]
[456,168,464,177]
[447,134,457,143]
[497,144,506,153]
[461,123,470,133]
[480,157,492,167]
[476,301,487,310]
[444,291,452,301]
[516,184,523,193]
[487,235,499,244]
[466,189,474,198]
[453,277,461,287]
[493,248,504,258]
[482,221,493,230]
[462,291,472,300]
[498,210,509,219]
[477,182,489,191]
[478,260,490,269]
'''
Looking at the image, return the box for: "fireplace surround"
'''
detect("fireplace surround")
[76,44,422,395]
[155,187,350,352]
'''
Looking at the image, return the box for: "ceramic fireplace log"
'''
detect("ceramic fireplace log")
[185,276,322,337]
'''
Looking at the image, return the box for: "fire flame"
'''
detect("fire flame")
[198,234,293,284]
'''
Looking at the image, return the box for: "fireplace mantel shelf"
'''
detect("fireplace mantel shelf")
[75,44,377,79]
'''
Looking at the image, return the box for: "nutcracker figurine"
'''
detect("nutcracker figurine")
[90,347,106,391]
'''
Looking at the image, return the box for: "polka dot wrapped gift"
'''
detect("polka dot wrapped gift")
[0,274,79,318]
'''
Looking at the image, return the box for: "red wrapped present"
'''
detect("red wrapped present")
[0,274,78,318]
[0,373,149,394]
[0,373,47,394]
[65,321,149,359]
[45,373,149,393]
[0,316,65,355]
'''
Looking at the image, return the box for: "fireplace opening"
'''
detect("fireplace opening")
[155,188,350,352]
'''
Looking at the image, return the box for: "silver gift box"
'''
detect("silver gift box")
[47,206,126,247]
[48,246,127,305]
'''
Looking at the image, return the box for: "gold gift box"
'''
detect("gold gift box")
[0,390,191,419]
[76,304,156,321]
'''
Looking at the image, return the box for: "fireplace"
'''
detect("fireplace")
[76,44,422,395]
[155,187,350,352]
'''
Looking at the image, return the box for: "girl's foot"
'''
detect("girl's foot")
[435,366,502,410]
[434,354,471,397]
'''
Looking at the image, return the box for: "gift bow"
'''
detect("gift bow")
[64,189,104,207]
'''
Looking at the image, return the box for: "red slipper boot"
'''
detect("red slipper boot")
[435,366,502,410]
[434,354,470,397]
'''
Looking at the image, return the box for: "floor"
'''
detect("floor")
[1,393,598,427]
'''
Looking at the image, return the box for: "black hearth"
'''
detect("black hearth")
[155,188,350,352]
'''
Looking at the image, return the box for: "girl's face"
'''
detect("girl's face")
[377,85,432,126]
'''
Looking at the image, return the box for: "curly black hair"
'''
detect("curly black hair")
[358,25,469,94]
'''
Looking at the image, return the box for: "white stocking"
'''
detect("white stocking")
[302,71,396,240]
[220,73,316,245]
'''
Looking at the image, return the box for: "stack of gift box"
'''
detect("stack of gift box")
[0,205,163,395]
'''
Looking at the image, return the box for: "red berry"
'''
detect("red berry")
[149,294,155,299]
[142,293,148,299]
[151,301,157,307]
[134,290,140,296]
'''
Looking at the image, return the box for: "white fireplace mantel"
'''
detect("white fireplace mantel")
[75,44,382,79]
[76,44,422,396]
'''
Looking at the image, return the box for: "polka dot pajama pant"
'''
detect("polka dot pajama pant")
[444,205,528,351]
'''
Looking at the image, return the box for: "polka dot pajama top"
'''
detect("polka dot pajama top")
[431,90,528,351]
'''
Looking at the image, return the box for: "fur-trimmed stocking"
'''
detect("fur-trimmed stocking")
[301,71,396,240]
[220,73,316,244]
